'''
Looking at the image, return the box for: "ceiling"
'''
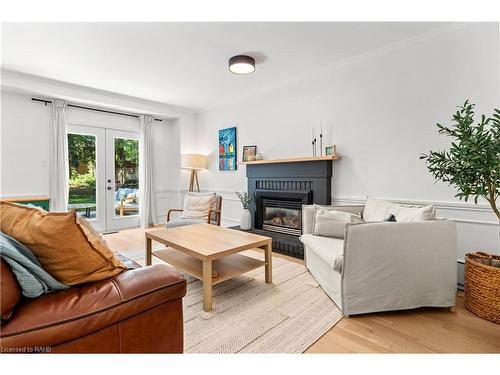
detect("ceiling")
[1,22,450,111]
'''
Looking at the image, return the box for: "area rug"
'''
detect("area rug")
[178,250,343,353]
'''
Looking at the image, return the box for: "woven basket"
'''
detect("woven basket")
[464,252,500,324]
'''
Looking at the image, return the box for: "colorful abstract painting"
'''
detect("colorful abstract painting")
[219,127,237,171]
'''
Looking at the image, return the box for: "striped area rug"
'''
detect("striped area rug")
[178,250,343,353]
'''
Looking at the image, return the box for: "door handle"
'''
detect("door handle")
[107,179,112,183]
[107,186,112,190]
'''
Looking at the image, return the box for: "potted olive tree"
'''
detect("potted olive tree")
[420,101,499,222]
[420,100,500,323]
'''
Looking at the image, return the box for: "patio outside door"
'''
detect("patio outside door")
[67,125,140,232]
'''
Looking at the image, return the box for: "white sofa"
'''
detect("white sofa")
[300,204,457,316]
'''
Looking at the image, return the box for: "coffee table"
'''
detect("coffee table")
[145,223,273,312]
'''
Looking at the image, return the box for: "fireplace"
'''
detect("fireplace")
[255,191,312,236]
[243,158,333,259]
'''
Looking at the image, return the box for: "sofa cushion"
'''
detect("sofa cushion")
[313,206,363,239]
[300,234,344,273]
[115,202,139,209]
[0,202,126,286]
[166,218,206,228]
[180,192,217,220]
[363,198,434,222]
[115,188,139,202]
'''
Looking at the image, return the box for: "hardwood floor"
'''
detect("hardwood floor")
[104,226,500,353]
[305,296,500,353]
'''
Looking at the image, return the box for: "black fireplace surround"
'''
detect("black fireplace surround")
[245,159,332,259]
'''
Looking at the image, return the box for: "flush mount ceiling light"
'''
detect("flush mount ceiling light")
[228,55,255,75]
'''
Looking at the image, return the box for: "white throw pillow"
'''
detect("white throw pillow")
[180,192,217,219]
[313,206,363,238]
[396,205,434,222]
[363,197,434,222]
[363,198,395,221]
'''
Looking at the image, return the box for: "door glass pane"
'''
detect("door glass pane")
[68,134,97,219]
[114,138,139,217]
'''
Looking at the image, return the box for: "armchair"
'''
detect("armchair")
[115,188,139,216]
[300,204,457,316]
[166,194,222,228]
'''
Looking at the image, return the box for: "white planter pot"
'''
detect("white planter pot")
[240,209,252,230]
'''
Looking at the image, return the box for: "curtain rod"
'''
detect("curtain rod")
[31,98,163,122]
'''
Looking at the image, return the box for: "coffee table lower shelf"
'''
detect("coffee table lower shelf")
[152,248,266,285]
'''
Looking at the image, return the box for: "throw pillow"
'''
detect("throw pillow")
[124,193,137,204]
[364,197,434,222]
[0,202,126,286]
[0,231,68,298]
[396,205,434,222]
[313,207,363,239]
[180,192,217,219]
[363,198,396,221]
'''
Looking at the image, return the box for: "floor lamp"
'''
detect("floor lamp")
[181,154,207,192]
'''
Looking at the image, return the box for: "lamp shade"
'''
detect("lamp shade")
[181,154,207,170]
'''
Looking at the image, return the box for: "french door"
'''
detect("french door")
[67,125,140,232]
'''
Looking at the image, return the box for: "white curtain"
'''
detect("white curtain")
[49,99,69,211]
[139,114,156,228]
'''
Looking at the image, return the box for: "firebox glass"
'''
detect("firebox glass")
[263,207,302,229]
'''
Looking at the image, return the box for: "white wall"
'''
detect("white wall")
[194,23,500,259]
[0,91,52,197]
[0,89,195,225]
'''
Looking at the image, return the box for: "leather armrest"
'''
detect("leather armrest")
[0,265,186,349]
[1,259,22,320]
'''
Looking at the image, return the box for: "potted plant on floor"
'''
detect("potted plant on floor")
[235,191,253,230]
[420,100,500,323]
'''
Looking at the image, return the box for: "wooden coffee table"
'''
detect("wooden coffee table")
[145,223,273,312]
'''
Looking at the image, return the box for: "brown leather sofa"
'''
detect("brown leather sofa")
[0,257,187,353]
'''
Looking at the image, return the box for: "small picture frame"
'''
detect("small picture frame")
[325,146,334,156]
[242,145,257,162]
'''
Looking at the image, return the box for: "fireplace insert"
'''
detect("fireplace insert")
[254,191,312,236]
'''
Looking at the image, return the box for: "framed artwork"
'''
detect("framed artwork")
[242,145,257,162]
[219,127,237,171]
[325,146,334,156]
